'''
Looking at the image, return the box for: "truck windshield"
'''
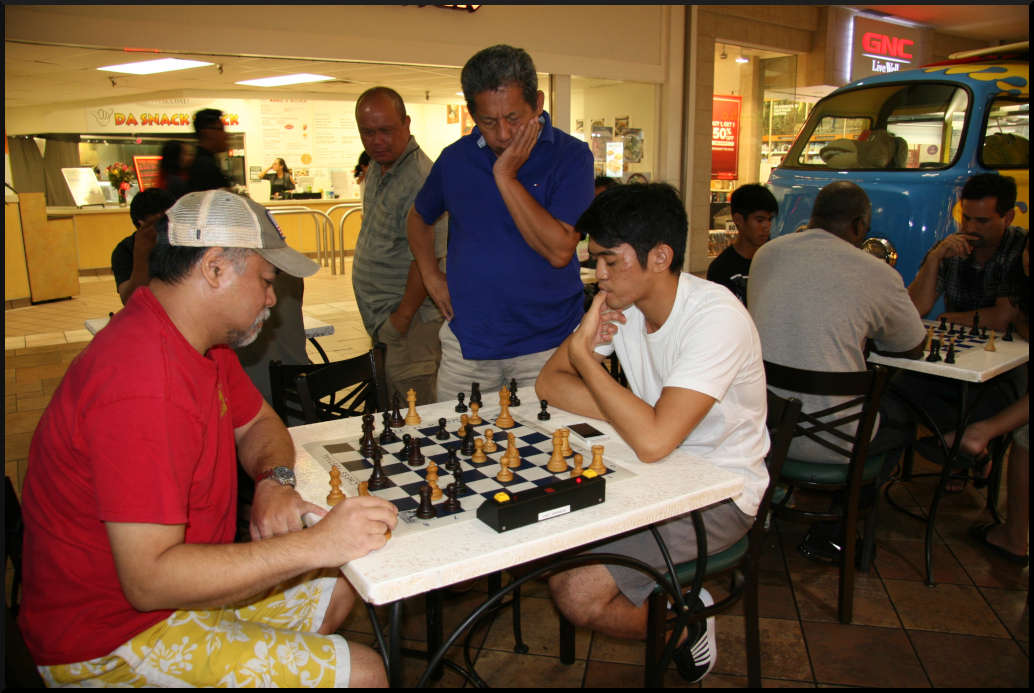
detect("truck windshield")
[784,83,969,170]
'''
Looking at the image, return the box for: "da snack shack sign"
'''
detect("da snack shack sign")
[851,15,927,81]
[711,95,741,181]
[85,101,241,132]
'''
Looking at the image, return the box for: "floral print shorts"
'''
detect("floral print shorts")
[39,569,350,687]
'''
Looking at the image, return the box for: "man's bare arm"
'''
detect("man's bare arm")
[407,206,452,320]
[940,296,1021,331]
[872,337,926,360]
[493,116,580,267]
[388,261,429,336]
[908,233,975,316]
[117,221,159,305]
[105,495,397,612]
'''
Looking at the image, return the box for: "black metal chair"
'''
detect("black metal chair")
[553,392,802,686]
[5,476,46,688]
[269,349,386,425]
[765,361,891,624]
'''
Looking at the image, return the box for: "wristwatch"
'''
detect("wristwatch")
[255,465,296,488]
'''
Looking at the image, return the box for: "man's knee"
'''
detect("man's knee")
[548,564,618,629]
[347,642,388,688]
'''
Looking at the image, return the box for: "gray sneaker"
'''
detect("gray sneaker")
[670,587,716,683]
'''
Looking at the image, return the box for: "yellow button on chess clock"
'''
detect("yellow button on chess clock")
[582,469,598,478]
[493,491,511,503]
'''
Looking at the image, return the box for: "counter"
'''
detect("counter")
[43,198,363,272]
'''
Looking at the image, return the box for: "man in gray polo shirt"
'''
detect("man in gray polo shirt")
[352,87,447,404]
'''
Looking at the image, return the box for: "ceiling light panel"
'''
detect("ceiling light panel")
[235,73,335,87]
[97,58,214,74]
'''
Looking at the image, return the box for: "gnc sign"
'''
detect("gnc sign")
[851,15,925,81]
[861,32,914,60]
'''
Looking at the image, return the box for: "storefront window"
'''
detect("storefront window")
[784,83,970,170]
[569,77,659,184]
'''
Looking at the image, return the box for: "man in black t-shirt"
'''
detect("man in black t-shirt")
[111,188,174,305]
[187,108,232,192]
[706,184,777,305]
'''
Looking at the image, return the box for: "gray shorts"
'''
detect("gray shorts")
[585,499,754,607]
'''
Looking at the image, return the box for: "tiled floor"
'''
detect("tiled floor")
[4,265,1029,687]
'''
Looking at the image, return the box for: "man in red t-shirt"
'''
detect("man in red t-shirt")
[19,190,397,688]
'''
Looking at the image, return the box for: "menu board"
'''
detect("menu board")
[133,155,162,191]
[61,167,106,207]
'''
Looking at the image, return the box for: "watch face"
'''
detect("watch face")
[273,466,296,487]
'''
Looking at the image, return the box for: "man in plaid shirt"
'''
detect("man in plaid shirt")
[909,173,1027,331]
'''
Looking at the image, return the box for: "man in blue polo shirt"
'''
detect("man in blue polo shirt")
[408,44,595,401]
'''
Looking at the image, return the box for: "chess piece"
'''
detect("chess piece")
[984,330,997,352]
[446,448,461,476]
[456,414,469,438]
[946,322,956,336]
[483,428,498,453]
[469,401,483,425]
[509,378,521,407]
[939,317,947,331]
[560,429,573,457]
[923,326,934,353]
[981,326,988,339]
[435,417,450,440]
[359,413,377,457]
[408,436,425,467]
[426,462,443,500]
[358,480,370,496]
[970,311,980,337]
[504,432,519,466]
[495,387,515,429]
[461,426,476,456]
[925,338,942,362]
[496,455,514,483]
[472,438,488,464]
[547,430,567,473]
[379,411,399,444]
[589,445,606,475]
[327,467,345,506]
[390,391,405,427]
[401,433,413,459]
[443,482,462,513]
[405,388,421,425]
[455,392,468,413]
[945,337,956,364]
[368,447,389,490]
[470,382,482,406]
[537,399,551,421]
[570,453,584,479]
[1004,323,1015,341]
[416,484,437,519]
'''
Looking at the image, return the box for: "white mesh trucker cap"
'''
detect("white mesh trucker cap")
[166,190,319,278]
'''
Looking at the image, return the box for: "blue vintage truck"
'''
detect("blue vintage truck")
[767,43,1028,307]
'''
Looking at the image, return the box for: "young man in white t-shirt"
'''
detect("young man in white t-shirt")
[536,183,769,684]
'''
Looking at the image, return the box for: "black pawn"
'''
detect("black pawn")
[452,459,468,494]
[537,399,551,421]
[379,411,398,444]
[455,392,468,413]
[1004,323,1014,341]
[408,437,425,467]
[509,377,521,407]
[461,427,476,456]
[946,322,956,336]
[939,317,947,331]
[390,391,405,427]
[368,448,389,490]
[416,484,436,519]
[435,417,450,440]
[401,433,413,459]
[945,339,956,364]
[470,382,482,406]
[445,448,460,476]
[443,482,462,513]
[925,338,942,362]
[970,312,980,337]
[981,326,988,339]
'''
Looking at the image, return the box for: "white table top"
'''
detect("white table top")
[85,314,335,339]
[868,322,1028,383]
[291,400,744,605]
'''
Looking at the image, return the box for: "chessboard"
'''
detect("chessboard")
[920,318,1010,361]
[302,411,636,533]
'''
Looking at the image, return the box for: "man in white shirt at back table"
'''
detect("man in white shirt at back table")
[536,183,769,685]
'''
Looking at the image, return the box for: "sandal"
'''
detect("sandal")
[969,524,1028,566]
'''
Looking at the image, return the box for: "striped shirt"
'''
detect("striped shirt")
[351,136,446,335]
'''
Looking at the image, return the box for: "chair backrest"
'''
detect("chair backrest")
[269,349,386,425]
[763,361,890,467]
[749,393,802,538]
